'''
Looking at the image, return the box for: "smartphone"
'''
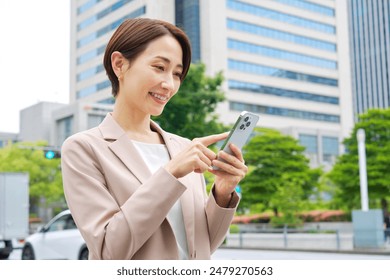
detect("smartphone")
[213,111,259,169]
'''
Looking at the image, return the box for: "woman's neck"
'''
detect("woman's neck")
[112,103,163,144]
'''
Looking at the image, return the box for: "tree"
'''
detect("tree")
[328,108,390,210]
[0,141,63,212]
[240,128,322,226]
[153,63,227,139]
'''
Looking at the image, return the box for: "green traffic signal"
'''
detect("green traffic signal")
[44,149,61,159]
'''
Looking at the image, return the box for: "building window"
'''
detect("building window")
[77,0,103,15]
[299,134,318,165]
[77,0,135,31]
[77,64,105,82]
[77,7,146,48]
[77,80,111,99]
[299,134,317,153]
[98,97,116,105]
[227,19,336,52]
[275,0,335,17]
[57,116,73,145]
[230,101,340,123]
[322,136,339,164]
[228,59,338,87]
[228,39,337,69]
[227,0,335,34]
[228,80,339,104]
[77,45,106,65]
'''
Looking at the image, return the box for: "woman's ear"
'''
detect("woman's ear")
[111,51,125,79]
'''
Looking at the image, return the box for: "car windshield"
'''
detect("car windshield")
[46,214,77,232]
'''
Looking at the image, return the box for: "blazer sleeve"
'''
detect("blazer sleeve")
[61,133,186,260]
[205,186,240,253]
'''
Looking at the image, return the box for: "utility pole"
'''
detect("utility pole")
[356,128,369,211]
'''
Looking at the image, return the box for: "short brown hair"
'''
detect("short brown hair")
[103,18,192,97]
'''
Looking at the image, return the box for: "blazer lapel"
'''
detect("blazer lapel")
[99,113,152,184]
[100,115,196,257]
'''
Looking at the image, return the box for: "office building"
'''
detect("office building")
[62,0,354,168]
[348,0,390,118]
[19,102,67,143]
[0,132,19,148]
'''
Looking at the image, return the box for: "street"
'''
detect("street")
[7,247,390,260]
[212,247,390,260]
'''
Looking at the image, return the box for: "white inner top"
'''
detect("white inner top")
[132,140,189,260]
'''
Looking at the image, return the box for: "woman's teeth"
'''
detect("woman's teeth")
[149,92,168,101]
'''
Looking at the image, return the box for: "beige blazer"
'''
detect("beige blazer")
[61,113,239,260]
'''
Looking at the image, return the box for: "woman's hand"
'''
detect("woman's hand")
[164,132,228,178]
[209,143,248,207]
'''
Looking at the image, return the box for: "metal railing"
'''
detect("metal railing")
[225,227,390,251]
[232,225,343,250]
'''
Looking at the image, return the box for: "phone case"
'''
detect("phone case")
[213,111,259,169]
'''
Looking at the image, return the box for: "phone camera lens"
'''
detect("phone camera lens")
[240,124,245,130]
[246,121,251,127]
[244,117,249,122]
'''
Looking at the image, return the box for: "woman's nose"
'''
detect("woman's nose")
[161,75,175,91]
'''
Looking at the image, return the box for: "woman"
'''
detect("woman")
[61,18,247,260]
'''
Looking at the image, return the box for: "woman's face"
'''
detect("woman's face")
[118,35,184,117]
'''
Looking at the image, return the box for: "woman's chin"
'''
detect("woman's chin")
[151,110,164,117]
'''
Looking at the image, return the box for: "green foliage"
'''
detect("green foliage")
[327,108,390,210]
[239,127,322,225]
[229,224,240,234]
[0,142,63,206]
[204,170,215,194]
[269,176,305,227]
[153,63,227,140]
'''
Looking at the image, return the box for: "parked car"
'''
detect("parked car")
[21,209,88,260]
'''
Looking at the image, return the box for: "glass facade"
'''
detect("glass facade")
[175,0,201,62]
[349,0,390,117]
[227,19,336,52]
[228,39,337,69]
[77,7,146,48]
[74,3,146,100]
[77,45,106,65]
[275,0,335,16]
[77,80,111,99]
[77,64,104,82]
[98,97,116,105]
[77,0,103,15]
[227,0,335,34]
[230,101,340,123]
[77,0,135,31]
[228,80,339,104]
[228,59,338,87]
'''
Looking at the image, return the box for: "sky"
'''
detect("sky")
[0,0,70,133]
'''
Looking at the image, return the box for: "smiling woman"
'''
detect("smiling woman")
[0,0,70,133]
[61,18,248,260]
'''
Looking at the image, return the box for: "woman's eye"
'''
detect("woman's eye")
[174,72,183,79]
[154,65,165,71]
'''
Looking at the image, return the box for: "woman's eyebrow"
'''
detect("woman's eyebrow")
[154,56,183,69]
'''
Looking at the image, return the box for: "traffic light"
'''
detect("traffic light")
[43,148,61,159]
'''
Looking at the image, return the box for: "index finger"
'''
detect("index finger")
[193,132,229,147]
